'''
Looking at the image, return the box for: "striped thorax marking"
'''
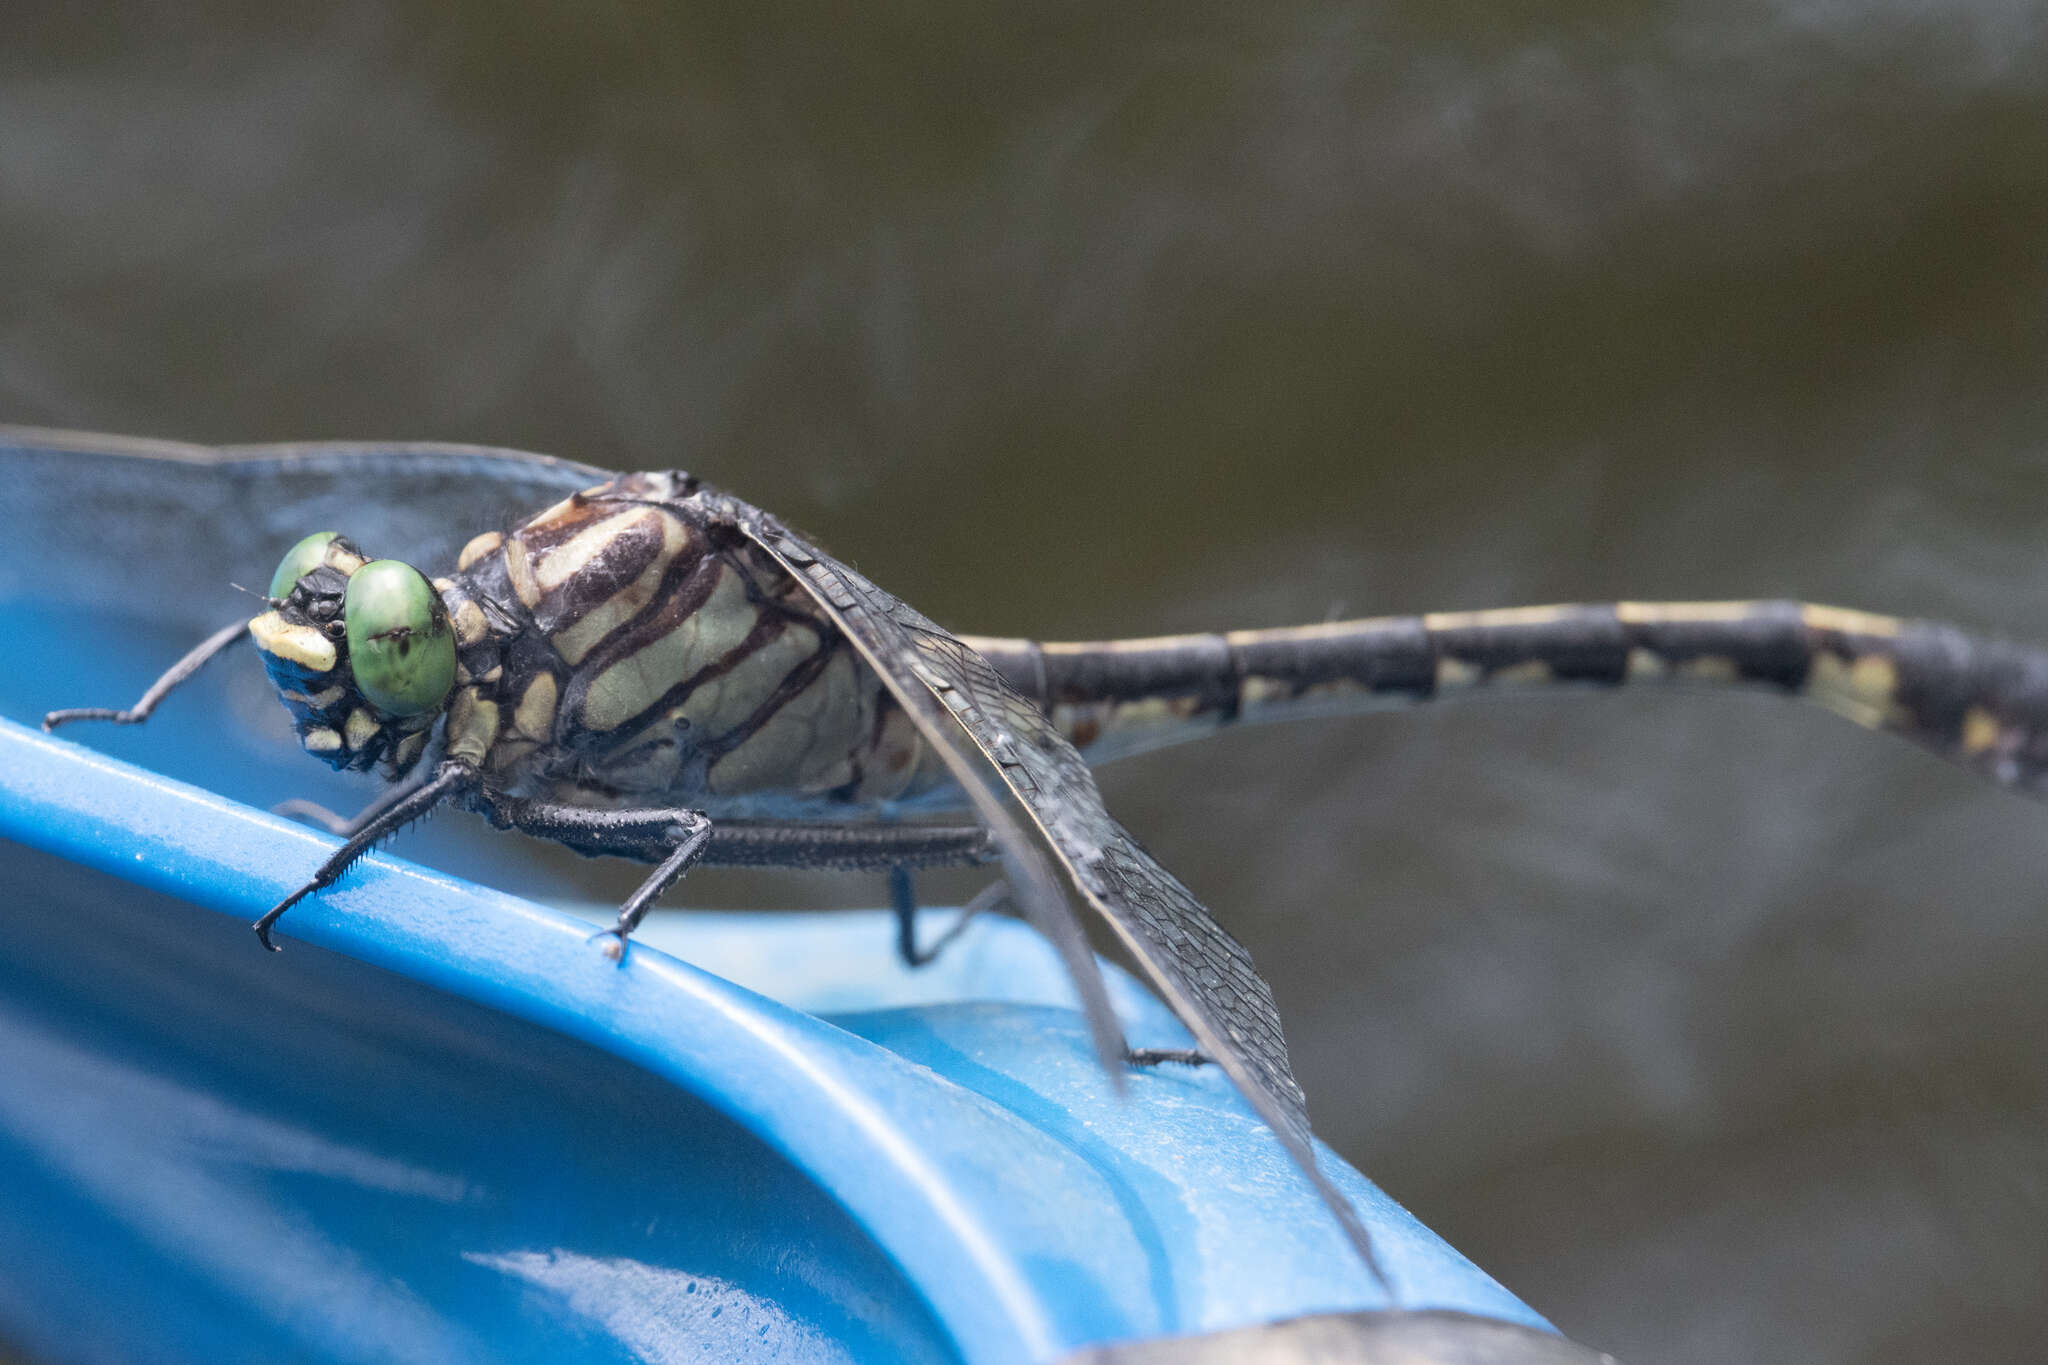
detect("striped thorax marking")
[431,472,929,812]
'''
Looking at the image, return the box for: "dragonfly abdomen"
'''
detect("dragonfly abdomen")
[965,601,2048,795]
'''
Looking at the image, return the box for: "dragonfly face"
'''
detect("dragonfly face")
[248,531,454,778]
[237,473,943,821]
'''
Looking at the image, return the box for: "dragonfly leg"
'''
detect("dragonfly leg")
[273,799,355,835]
[489,798,714,960]
[254,760,477,950]
[43,619,248,730]
[696,821,994,871]
[893,873,1010,968]
[274,759,459,836]
[890,867,925,966]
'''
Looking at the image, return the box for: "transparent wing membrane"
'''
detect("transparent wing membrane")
[725,499,1386,1282]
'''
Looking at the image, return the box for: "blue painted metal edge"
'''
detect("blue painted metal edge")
[0,717,1549,1359]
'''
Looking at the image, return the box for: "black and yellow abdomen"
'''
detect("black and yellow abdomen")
[965,600,2048,798]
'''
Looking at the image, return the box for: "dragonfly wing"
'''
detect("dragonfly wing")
[716,498,1129,1080]
[727,500,1386,1282]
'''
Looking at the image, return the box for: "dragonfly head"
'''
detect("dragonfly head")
[246,532,456,776]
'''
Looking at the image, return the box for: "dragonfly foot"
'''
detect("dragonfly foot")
[42,706,137,731]
[252,912,286,953]
[253,879,320,952]
[589,927,630,963]
[1126,1047,1211,1069]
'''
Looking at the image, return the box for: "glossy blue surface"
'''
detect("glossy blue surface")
[0,432,1549,1362]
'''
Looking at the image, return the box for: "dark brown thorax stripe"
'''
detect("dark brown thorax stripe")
[457,472,915,807]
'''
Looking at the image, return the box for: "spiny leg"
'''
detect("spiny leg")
[893,872,1011,968]
[43,619,247,730]
[885,865,1191,1058]
[697,821,994,872]
[890,867,925,967]
[273,763,447,837]
[489,798,714,960]
[606,821,714,954]
[254,760,477,950]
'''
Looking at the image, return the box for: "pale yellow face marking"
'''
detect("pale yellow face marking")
[582,567,759,733]
[303,727,343,753]
[1800,604,1903,639]
[344,707,380,750]
[1435,656,1482,689]
[551,512,693,665]
[1678,655,1740,682]
[308,686,345,707]
[1624,648,1668,679]
[249,611,337,672]
[458,531,504,571]
[512,673,559,743]
[1962,706,2001,755]
[1616,601,1757,625]
[1491,660,1554,686]
[445,689,501,766]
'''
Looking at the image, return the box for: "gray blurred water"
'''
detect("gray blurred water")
[6,4,2048,1361]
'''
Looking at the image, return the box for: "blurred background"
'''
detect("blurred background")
[5,3,2048,1361]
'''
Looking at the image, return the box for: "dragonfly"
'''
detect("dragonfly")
[42,451,2048,1292]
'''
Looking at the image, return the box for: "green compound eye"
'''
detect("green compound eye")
[342,560,457,717]
[269,531,342,600]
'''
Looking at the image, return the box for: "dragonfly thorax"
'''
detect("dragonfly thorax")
[429,472,944,816]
